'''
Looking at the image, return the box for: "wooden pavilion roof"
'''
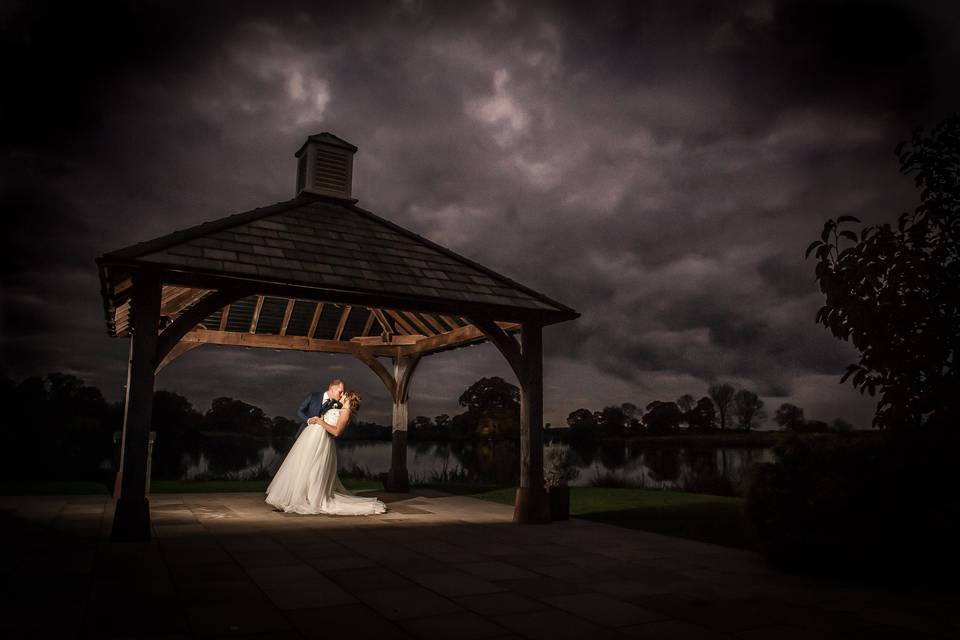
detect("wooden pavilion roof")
[96,192,579,361]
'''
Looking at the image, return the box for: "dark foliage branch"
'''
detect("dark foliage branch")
[806,114,960,430]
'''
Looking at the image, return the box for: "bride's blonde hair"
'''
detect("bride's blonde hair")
[341,390,361,413]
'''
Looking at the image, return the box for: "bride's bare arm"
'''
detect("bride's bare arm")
[322,407,351,438]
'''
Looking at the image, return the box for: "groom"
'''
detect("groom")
[295,378,345,439]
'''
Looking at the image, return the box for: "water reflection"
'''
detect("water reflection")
[174,437,774,495]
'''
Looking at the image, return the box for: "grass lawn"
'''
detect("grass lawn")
[420,484,756,550]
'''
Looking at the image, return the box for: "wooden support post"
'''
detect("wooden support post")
[466,314,549,524]
[351,349,418,493]
[514,320,550,524]
[388,396,410,493]
[386,354,421,493]
[111,271,162,542]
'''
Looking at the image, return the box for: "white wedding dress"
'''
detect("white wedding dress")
[265,407,387,515]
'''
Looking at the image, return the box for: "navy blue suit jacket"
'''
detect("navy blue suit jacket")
[294,392,338,439]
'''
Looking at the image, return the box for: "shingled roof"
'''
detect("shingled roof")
[99,192,574,319]
[97,133,578,363]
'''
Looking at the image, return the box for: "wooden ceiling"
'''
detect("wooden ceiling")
[110,285,521,367]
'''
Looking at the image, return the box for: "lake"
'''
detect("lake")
[175,437,775,496]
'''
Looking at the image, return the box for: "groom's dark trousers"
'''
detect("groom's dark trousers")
[294,391,326,440]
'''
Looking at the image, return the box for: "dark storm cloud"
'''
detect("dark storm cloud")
[2,0,957,429]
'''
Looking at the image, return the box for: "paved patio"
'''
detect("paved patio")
[1,489,956,639]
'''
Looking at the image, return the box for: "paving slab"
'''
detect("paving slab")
[0,490,956,639]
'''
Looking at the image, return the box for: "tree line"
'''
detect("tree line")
[561,381,855,445]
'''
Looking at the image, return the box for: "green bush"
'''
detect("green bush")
[744,428,960,585]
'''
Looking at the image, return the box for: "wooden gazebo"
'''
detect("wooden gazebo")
[97,132,579,541]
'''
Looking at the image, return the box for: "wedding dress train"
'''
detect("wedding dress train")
[265,408,387,515]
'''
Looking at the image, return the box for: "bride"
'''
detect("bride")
[265,390,387,515]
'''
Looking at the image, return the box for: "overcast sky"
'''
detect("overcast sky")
[2,0,958,428]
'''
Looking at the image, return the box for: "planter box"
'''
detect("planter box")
[547,484,570,521]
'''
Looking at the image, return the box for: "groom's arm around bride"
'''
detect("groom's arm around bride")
[294,391,322,440]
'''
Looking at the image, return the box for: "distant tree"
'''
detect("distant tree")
[270,415,299,439]
[774,403,806,432]
[686,397,717,432]
[805,419,830,433]
[458,376,520,413]
[708,383,737,430]
[643,401,683,435]
[476,407,519,436]
[434,413,451,429]
[620,402,642,432]
[830,418,855,432]
[806,114,960,431]
[153,390,202,435]
[4,372,120,480]
[341,420,391,440]
[676,394,695,413]
[457,377,520,437]
[596,405,629,437]
[566,408,595,429]
[566,408,598,446]
[151,390,204,475]
[204,397,271,435]
[732,389,765,430]
[411,415,433,430]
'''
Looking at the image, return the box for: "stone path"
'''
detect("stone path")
[1,489,956,638]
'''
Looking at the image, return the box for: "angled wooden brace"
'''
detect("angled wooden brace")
[154,289,247,368]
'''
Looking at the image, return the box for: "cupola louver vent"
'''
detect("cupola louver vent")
[294,132,358,200]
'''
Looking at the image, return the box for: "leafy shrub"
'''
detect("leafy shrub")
[744,428,960,585]
[590,471,645,489]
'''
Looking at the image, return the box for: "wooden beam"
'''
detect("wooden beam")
[123,267,578,325]
[218,304,231,331]
[421,313,448,335]
[464,315,525,383]
[399,321,521,356]
[395,353,422,403]
[180,328,398,357]
[279,299,295,336]
[371,308,394,335]
[163,287,210,317]
[438,314,461,330]
[351,334,421,346]
[385,309,418,335]
[114,277,133,296]
[360,309,375,337]
[403,310,435,336]
[307,303,323,339]
[334,305,351,341]
[155,342,203,374]
[352,349,397,400]
[155,290,245,366]
[161,285,186,308]
[249,295,265,333]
